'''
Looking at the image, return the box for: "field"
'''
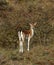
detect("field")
[0,44,54,65]
[0,0,54,65]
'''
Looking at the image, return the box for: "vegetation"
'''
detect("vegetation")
[0,0,54,65]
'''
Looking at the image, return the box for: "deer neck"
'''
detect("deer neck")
[30,27,34,38]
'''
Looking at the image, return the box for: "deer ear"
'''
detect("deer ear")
[34,22,37,26]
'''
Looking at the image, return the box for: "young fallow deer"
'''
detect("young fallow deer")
[18,22,37,53]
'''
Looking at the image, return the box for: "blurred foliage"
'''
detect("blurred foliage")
[0,0,54,49]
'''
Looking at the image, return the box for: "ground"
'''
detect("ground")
[0,44,54,65]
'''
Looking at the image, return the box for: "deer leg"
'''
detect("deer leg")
[19,40,23,53]
[27,36,30,51]
[18,31,23,53]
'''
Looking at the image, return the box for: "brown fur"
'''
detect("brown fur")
[23,30,32,36]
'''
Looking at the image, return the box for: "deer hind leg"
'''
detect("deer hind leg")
[19,40,23,53]
[27,36,31,51]
[18,31,23,53]
[21,31,25,43]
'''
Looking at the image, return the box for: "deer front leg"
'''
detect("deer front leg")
[27,37,30,51]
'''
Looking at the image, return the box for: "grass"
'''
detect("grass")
[0,43,54,65]
[0,0,54,65]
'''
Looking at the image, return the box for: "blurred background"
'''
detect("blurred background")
[0,0,54,65]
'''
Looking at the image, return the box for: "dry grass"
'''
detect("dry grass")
[0,0,54,65]
[0,44,54,65]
